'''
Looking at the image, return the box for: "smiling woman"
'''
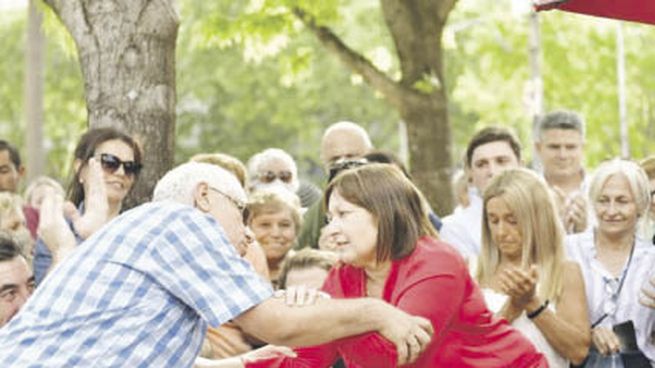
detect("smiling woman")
[245,164,547,368]
[566,159,655,366]
[246,190,302,287]
[33,127,142,284]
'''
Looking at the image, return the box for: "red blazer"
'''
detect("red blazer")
[247,237,546,368]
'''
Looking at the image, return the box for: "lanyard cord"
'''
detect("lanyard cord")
[591,239,637,328]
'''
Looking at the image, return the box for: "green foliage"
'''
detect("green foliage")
[0,10,25,147]
[0,6,85,184]
[3,0,655,188]
[176,0,400,183]
[412,73,441,94]
[446,0,655,168]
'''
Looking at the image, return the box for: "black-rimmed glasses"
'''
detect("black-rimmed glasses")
[327,159,368,182]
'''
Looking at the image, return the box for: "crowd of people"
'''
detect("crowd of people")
[0,112,654,367]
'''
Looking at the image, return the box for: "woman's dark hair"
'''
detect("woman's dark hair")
[67,128,142,206]
[324,163,436,263]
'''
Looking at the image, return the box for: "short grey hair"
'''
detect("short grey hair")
[247,148,299,192]
[153,162,246,206]
[536,110,585,142]
[589,158,651,219]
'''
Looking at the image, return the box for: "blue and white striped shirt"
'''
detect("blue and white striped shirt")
[0,201,273,367]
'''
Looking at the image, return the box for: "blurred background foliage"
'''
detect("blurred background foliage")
[1,0,654,186]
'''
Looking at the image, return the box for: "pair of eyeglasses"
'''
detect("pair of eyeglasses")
[259,170,293,184]
[97,153,142,176]
[208,186,248,219]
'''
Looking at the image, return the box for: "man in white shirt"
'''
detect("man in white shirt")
[440,126,522,258]
[535,110,590,234]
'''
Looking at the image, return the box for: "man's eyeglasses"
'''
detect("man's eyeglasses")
[208,186,247,219]
[97,153,142,176]
[258,170,293,184]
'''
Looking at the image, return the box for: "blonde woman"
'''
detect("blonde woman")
[246,189,302,287]
[477,168,590,367]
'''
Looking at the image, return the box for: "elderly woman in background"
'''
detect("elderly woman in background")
[245,164,546,368]
[476,168,590,367]
[247,148,299,195]
[246,148,321,210]
[566,159,655,367]
[23,176,65,211]
[0,192,33,258]
[246,190,302,288]
[33,127,142,283]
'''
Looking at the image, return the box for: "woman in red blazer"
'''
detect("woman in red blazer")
[246,164,546,368]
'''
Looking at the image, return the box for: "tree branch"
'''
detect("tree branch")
[293,7,405,109]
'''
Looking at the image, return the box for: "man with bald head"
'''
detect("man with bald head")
[297,121,373,249]
[320,121,373,170]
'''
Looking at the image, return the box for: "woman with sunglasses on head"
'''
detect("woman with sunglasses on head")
[33,127,142,284]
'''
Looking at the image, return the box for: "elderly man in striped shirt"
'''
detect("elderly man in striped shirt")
[0,162,432,367]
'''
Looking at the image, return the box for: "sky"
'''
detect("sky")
[0,0,26,11]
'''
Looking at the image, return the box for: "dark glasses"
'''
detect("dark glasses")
[98,153,142,176]
[327,159,367,182]
[259,170,293,184]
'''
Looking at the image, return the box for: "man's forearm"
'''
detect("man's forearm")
[236,297,387,346]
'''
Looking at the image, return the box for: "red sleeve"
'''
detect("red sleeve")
[245,343,339,368]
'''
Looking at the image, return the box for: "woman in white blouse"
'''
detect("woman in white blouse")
[566,158,655,366]
[476,168,590,367]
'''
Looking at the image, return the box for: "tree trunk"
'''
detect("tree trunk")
[297,0,456,215]
[398,88,453,215]
[42,0,179,207]
[380,0,456,215]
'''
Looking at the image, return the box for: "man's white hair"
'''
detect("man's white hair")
[153,162,246,206]
[246,148,299,192]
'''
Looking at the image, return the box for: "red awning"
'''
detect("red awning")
[535,0,655,25]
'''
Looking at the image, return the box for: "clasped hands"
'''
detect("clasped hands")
[498,264,541,312]
[553,187,587,234]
